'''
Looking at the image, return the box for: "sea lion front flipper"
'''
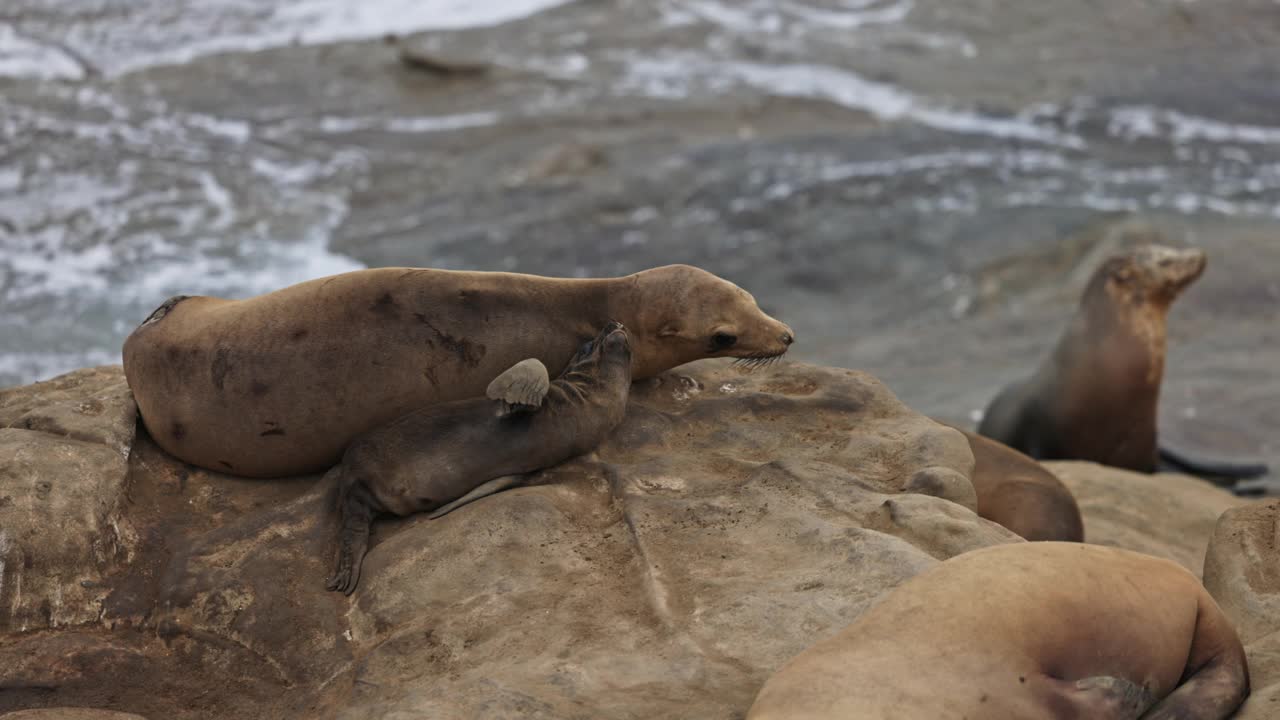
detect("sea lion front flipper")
[487,358,551,417]
[427,474,526,519]
[1158,444,1269,481]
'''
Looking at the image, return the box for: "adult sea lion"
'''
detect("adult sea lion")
[977,245,1267,481]
[326,321,633,595]
[122,264,793,478]
[748,542,1250,720]
[938,422,1083,542]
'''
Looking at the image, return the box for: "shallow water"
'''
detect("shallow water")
[2,0,1277,483]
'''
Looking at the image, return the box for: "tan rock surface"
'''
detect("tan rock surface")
[1204,501,1280,645]
[1,360,1019,718]
[1048,460,1248,574]
[1203,501,1280,719]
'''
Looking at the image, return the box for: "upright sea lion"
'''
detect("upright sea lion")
[978,245,1267,480]
[122,264,793,478]
[748,542,1250,720]
[326,321,633,595]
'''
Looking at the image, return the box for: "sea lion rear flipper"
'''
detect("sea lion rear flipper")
[1139,587,1251,720]
[427,475,526,520]
[1158,444,1269,481]
[487,358,551,417]
[326,478,377,596]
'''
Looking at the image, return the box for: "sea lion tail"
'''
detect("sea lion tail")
[1158,444,1269,481]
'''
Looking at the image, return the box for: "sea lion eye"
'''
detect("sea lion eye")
[712,332,738,349]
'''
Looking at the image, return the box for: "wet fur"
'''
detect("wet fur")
[945,425,1083,542]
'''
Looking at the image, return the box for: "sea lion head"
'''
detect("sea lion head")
[1091,244,1207,308]
[567,320,633,386]
[628,265,795,377]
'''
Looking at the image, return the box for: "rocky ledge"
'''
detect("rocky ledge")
[0,362,1259,718]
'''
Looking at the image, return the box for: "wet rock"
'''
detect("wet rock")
[0,367,138,632]
[1048,460,1248,574]
[506,142,609,186]
[395,39,493,77]
[2,359,1019,718]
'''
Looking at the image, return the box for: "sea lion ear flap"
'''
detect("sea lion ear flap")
[487,358,550,417]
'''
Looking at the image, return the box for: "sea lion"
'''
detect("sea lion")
[748,542,1250,720]
[978,244,1267,481]
[122,264,793,478]
[938,422,1083,542]
[325,321,633,595]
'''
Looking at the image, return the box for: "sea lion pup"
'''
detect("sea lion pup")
[937,422,1083,542]
[325,321,632,596]
[122,264,793,478]
[747,542,1250,720]
[978,245,1268,481]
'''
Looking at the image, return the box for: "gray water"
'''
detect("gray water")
[2,0,1278,482]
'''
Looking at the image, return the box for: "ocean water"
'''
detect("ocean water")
[3,0,1280,397]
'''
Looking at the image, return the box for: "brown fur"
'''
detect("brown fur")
[978,245,1206,471]
[122,265,793,477]
[942,423,1084,542]
[326,322,633,595]
[748,543,1249,720]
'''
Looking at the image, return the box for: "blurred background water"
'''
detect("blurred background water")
[2,0,1277,482]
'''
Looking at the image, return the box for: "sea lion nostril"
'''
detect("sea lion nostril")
[781,332,794,346]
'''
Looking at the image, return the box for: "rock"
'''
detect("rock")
[1047,460,1248,574]
[1234,628,1280,719]
[0,367,138,632]
[1,710,148,720]
[1203,501,1280,645]
[395,41,493,76]
[0,365,136,457]
[1,360,1020,718]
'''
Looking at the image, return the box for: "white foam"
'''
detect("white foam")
[819,149,1069,182]
[1109,105,1280,145]
[319,112,499,135]
[778,0,913,29]
[622,56,1084,148]
[272,0,575,43]
[0,349,123,384]
[0,24,85,80]
[3,0,576,79]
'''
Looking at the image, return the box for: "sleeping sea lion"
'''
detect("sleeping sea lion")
[748,542,1250,720]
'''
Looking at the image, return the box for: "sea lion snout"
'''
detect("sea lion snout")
[1128,244,1207,301]
[1140,244,1206,285]
[602,321,631,353]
